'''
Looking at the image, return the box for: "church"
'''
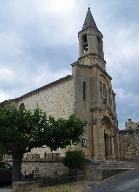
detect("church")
[1,8,119,160]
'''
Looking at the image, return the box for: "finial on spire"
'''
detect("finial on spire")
[88,0,91,9]
[88,1,90,8]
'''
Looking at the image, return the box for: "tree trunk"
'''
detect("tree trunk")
[12,154,23,182]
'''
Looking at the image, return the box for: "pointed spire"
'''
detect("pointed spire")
[82,7,98,30]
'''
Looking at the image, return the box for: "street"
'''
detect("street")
[92,168,139,192]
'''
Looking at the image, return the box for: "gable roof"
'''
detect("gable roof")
[0,75,72,104]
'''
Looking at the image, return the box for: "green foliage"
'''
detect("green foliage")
[63,151,85,170]
[0,105,86,181]
[0,106,47,155]
[0,105,85,155]
[45,114,86,151]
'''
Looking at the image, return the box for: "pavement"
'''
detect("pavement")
[91,168,139,192]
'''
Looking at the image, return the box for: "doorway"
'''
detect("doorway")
[104,133,112,160]
[102,116,113,160]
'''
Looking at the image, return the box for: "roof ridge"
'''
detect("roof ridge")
[0,75,72,103]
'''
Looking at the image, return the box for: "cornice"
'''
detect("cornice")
[78,53,106,64]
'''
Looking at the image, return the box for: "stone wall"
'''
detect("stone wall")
[17,76,74,119]
[125,119,139,130]
[22,160,68,178]
[16,76,75,157]
[5,152,68,178]
[118,128,139,160]
[6,159,68,178]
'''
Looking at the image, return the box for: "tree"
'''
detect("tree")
[0,106,85,182]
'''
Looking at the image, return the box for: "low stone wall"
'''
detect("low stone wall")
[6,159,68,179]
[84,161,103,180]
[118,128,139,160]
[22,160,68,178]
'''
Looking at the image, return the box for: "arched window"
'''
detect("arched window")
[82,34,88,53]
[103,84,107,101]
[100,81,107,104]
[19,103,25,110]
[100,75,110,105]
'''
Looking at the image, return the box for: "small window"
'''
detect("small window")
[83,81,87,101]
[19,103,25,110]
[82,34,88,53]
[82,139,87,148]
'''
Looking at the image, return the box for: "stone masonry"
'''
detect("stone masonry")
[21,160,68,178]
[5,153,68,178]
[119,119,139,160]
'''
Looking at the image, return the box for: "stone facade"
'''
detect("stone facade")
[0,8,119,160]
[17,76,74,119]
[21,160,68,178]
[119,119,139,160]
[5,153,68,178]
[125,119,139,130]
[71,8,119,160]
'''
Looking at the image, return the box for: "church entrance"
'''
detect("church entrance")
[104,133,112,160]
[102,117,113,160]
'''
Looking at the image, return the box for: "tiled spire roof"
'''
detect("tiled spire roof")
[82,7,98,30]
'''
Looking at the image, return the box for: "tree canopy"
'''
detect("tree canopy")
[0,105,86,182]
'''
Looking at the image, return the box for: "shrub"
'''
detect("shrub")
[63,151,85,170]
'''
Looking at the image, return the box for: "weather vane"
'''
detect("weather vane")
[88,0,91,8]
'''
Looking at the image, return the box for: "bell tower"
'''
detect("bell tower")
[72,7,119,160]
[78,7,105,70]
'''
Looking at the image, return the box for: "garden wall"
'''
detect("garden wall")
[118,128,139,160]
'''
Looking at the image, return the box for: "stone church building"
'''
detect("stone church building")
[1,8,119,160]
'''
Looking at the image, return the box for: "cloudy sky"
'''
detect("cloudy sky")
[0,0,139,128]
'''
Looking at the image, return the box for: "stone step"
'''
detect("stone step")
[97,162,137,169]
[88,159,137,170]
